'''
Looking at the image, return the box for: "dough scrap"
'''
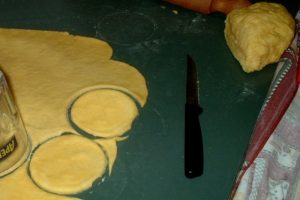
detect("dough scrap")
[95,138,118,175]
[29,134,107,195]
[70,89,138,138]
[224,2,295,73]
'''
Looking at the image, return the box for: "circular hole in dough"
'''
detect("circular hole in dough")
[29,134,107,195]
[68,89,139,138]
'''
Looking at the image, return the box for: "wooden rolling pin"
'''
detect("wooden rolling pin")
[165,0,251,14]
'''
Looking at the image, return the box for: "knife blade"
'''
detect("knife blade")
[185,55,204,178]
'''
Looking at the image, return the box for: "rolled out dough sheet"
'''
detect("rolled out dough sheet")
[0,28,148,199]
[0,28,148,148]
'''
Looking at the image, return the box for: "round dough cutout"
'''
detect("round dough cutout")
[29,134,107,195]
[69,89,138,138]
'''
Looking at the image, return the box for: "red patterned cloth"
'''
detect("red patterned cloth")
[230,10,300,200]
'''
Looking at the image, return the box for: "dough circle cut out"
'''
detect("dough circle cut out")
[69,89,139,138]
[29,134,107,195]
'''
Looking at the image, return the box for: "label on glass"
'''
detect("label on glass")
[0,136,17,162]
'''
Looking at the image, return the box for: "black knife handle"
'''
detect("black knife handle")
[185,103,204,178]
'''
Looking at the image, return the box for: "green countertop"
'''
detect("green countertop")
[0,0,276,199]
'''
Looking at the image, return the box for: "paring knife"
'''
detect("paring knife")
[185,55,204,178]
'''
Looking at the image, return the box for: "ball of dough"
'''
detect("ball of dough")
[224,2,295,73]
